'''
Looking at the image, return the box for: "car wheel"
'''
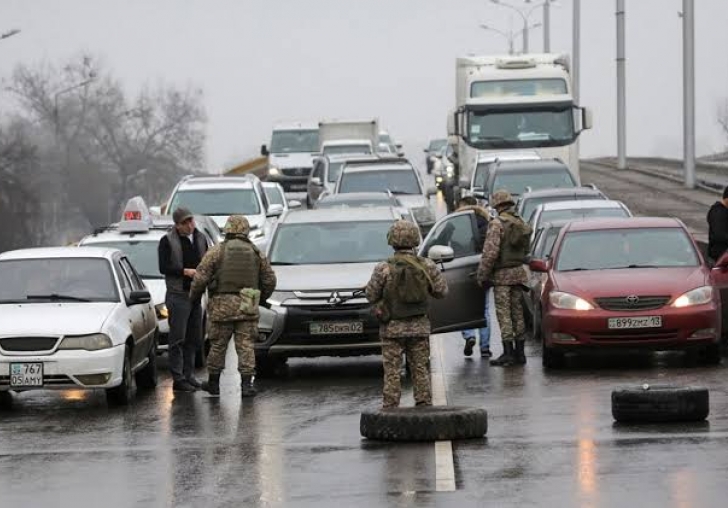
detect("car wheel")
[360,406,487,441]
[195,316,208,368]
[699,344,721,365]
[256,354,287,378]
[612,385,709,423]
[0,391,13,410]
[532,305,543,343]
[106,345,134,406]
[135,335,158,389]
[542,345,565,369]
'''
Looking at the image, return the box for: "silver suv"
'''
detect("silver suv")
[164,174,283,247]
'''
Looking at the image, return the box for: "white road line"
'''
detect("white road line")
[431,334,456,492]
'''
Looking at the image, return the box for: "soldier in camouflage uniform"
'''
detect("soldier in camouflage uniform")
[190,215,277,397]
[477,190,531,367]
[365,220,448,409]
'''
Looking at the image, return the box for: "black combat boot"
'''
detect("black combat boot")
[490,341,515,367]
[201,373,220,396]
[241,375,257,398]
[514,340,527,365]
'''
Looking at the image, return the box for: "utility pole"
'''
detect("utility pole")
[683,0,696,189]
[572,0,581,103]
[616,0,627,170]
[543,1,551,52]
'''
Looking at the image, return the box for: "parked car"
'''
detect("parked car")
[425,138,448,174]
[516,186,607,223]
[0,246,159,406]
[262,182,302,213]
[464,151,541,199]
[306,153,373,208]
[473,158,577,204]
[529,217,724,368]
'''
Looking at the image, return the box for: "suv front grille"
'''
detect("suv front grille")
[0,337,59,352]
[281,167,311,177]
[595,296,670,311]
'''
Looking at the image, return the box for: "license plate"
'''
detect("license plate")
[10,362,44,388]
[607,316,662,330]
[310,321,364,335]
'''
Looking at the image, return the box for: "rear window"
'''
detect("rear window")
[492,168,576,196]
[539,207,629,225]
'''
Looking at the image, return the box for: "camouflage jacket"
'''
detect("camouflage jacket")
[190,242,277,322]
[476,212,528,287]
[365,251,448,339]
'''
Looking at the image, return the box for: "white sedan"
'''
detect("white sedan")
[0,247,158,406]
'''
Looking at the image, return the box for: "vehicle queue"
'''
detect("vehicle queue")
[0,122,726,408]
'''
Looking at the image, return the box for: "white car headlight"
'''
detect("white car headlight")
[549,291,594,311]
[269,166,280,176]
[672,286,713,308]
[58,333,113,351]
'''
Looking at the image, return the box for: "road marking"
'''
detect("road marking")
[431,334,456,492]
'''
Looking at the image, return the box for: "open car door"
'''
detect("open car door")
[419,210,486,333]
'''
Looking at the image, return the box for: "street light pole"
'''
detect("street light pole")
[53,77,96,142]
[572,0,581,103]
[683,0,696,189]
[616,0,627,170]
[543,1,551,52]
[480,23,541,56]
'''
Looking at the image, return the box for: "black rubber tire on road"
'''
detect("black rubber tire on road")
[106,346,134,406]
[612,385,709,423]
[360,406,487,442]
[135,337,158,389]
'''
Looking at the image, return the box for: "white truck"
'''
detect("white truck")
[447,53,592,200]
[261,122,320,192]
[318,119,379,156]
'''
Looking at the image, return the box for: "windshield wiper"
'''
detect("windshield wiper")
[613,264,659,269]
[26,294,91,302]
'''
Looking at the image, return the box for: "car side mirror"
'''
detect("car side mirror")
[288,199,302,209]
[582,107,593,131]
[529,259,549,273]
[714,252,728,270]
[128,289,151,305]
[260,144,269,156]
[311,176,323,186]
[428,245,455,264]
[267,204,284,217]
[149,206,162,216]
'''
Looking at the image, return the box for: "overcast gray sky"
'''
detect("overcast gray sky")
[2,0,727,170]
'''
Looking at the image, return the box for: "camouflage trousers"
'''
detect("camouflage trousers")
[494,285,526,342]
[382,336,431,409]
[206,320,257,376]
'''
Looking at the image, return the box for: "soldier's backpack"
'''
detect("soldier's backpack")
[498,213,532,268]
[382,255,433,321]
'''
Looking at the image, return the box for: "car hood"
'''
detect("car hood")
[552,266,707,298]
[0,302,118,336]
[270,152,316,169]
[211,214,266,231]
[395,194,428,209]
[274,263,378,291]
[143,278,166,306]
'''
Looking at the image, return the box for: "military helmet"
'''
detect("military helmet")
[387,220,420,249]
[490,189,515,209]
[223,215,250,235]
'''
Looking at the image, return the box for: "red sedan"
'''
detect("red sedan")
[529,217,725,368]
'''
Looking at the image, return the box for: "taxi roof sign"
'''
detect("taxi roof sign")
[119,196,153,234]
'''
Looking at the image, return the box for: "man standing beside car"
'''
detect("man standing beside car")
[707,186,728,264]
[158,207,208,392]
[190,215,277,398]
[477,190,531,367]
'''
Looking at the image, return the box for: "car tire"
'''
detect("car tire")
[542,345,565,369]
[700,344,721,366]
[135,336,158,389]
[106,345,134,406]
[360,406,487,442]
[612,385,709,423]
[0,391,13,410]
[256,354,287,378]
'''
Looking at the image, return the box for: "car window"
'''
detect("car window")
[168,188,261,216]
[492,169,576,196]
[84,240,161,279]
[0,258,119,303]
[473,163,493,189]
[312,160,324,179]
[120,257,145,291]
[423,214,478,259]
[327,161,345,183]
[115,259,133,290]
[556,228,699,271]
[538,207,629,226]
[264,186,285,206]
[338,169,421,195]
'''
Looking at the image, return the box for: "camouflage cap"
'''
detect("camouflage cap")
[387,219,420,249]
[223,215,250,235]
[490,189,515,209]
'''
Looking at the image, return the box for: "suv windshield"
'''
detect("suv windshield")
[169,189,260,216]
[339,169,421,195]
[86,240,161,279]
[270,130,319,153]
[0,258,118,303]
[492,169,575,196]
[556,228,699,271]
[270,221,393,265]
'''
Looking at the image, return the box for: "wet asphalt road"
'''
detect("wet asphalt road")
[3,167,728,507]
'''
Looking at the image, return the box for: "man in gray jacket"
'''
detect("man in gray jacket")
[158,207,208,392]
